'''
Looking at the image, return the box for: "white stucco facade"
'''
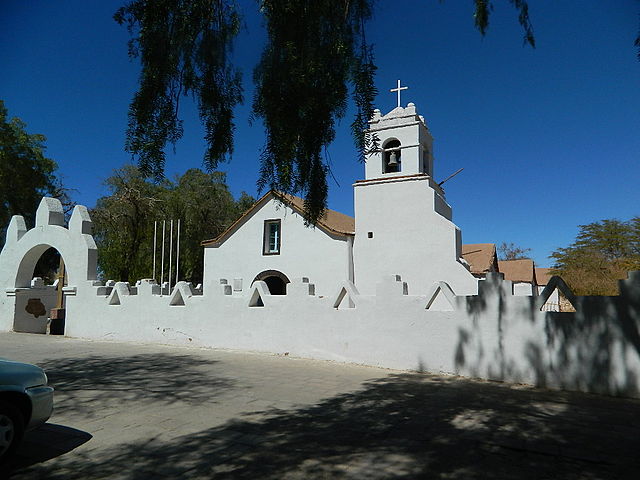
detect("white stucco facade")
[202,103,476,298]
[513,281,537,296]
[353,175,477,296]
[353,104,477,296]
[203,193,353,297]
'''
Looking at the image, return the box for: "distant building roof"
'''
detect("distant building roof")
[461,244,498,276]
[498,259,536,283]
[535,267,552,286]
[201,191,355,247]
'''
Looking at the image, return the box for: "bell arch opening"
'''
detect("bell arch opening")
[252,270,290,295]
[383,139,401,173]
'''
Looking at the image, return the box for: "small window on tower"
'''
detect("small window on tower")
[422,147,430,175]
[263,220,281,255]
[383,139,401,173]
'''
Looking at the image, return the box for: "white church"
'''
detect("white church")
[3,89,637,400]
[202,100,478,299]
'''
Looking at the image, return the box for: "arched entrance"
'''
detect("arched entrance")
[33,247,62,285]
[0,198,98,334]
[12,245,67,334]
[252,270,290,295]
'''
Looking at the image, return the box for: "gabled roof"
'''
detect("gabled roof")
[201,191,355,247]
[461,244,498,276]
[279,193,355,236]
[535,267,552,286]
[498,259,536,284]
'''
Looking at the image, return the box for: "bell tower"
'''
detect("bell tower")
[352,87,478,296]
[365,102,434,180]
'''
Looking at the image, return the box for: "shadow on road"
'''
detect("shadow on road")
[6,424,91,477]
[10,373,640,479]
[38,353,236,417]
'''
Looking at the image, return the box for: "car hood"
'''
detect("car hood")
[0,359,48,388]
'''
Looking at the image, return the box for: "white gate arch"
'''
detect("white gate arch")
[0,197,98,332]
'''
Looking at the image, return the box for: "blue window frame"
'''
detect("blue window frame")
[263,219,281,255]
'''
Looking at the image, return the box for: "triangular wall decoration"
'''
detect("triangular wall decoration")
[107,282,130,306]
[332,281,359,309]
[108,289,120,305]
[537,276,576,312]
[248,280,270,307]
[168,281,195,306]
[425,282,457,311]
[107,283,131,306]
[169,288,186,306]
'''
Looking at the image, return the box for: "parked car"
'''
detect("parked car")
[0,359,54,464]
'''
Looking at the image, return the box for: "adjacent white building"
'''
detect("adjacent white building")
[497,259,538,296]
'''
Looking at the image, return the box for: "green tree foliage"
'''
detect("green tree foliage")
[550,218,640,296]
[252,0,378,224]
[91,165,254,285]
[160,168,251,283]
[0,101,74,282]
[235,191,256,214]
[0,100,63,245]
[115,1,536,225]
[497,241,531,260]
[114,0,243,178]
[91,165,165,283]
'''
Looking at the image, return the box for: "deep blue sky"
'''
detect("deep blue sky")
[2,1,639,267]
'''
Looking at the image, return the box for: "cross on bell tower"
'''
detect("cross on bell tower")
[390,80,408,108]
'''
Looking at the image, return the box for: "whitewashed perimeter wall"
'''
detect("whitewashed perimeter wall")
[2,198,640,399]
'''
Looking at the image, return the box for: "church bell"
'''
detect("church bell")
[388,150,399,167]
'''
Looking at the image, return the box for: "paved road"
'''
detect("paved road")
[2,332,640,479]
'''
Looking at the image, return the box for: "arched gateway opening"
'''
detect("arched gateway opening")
[252,270,290,295]
[12,244,68,334]
[33,247,61,284]
[0,198,98,335]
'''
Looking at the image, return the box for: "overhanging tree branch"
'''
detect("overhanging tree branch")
[116,1,547,225]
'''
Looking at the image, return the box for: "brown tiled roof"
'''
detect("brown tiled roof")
[461,244,497,276]
[201,191,354,246]
[498,259,535,283]
[278,193,355,236]
[535,267,552,286]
